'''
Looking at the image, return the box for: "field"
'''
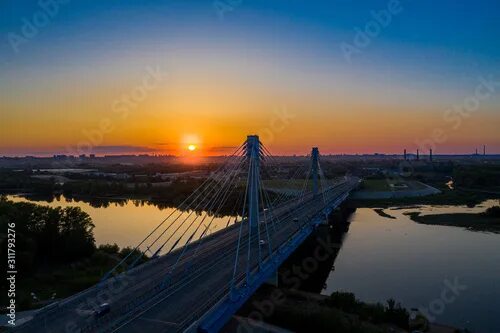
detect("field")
[405,211,500,233]
[361,179,427,192]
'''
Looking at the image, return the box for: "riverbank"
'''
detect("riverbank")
[349,188,499,208]
[374,208,396,219]
[235,285,439,333]
[4,194,499,331]
[405,206,500,233]
[351,180,441,200]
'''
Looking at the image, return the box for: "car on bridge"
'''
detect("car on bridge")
[94,303,110,318]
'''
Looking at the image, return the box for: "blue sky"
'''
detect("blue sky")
[1,0,499,155]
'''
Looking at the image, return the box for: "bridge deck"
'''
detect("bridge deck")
[15,178,359,333]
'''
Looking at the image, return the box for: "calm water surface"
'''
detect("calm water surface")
[323,200,500,333]
[7,195,236,254]
[7,195,500,331]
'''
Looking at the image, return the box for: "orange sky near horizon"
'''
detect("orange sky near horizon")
[1,73,499,156]
[1,15,499,157]
[2,89,499,156]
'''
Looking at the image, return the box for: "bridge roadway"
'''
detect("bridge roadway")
[16,177,359,333]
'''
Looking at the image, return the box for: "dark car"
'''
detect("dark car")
[94,303,111,318]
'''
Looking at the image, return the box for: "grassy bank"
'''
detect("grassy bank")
[405,207,500,233]
[361,179,427,192]
[349,188,499,208]
[237,286,424,333]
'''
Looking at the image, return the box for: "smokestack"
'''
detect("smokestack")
[430,149,433,162]
[417,149,419,161]
[484,145,486,156]
[404,149,407,160]
[476,148,478,156]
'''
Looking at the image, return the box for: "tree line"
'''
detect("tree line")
[0,196,95,276]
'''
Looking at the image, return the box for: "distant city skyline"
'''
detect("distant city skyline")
[1,145,497,158]
[1,1,499,156]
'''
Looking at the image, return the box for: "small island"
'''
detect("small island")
[405,206,500,233]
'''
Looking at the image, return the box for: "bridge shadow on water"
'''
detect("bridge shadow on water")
[229,204,356,330]
[276,205,355,294]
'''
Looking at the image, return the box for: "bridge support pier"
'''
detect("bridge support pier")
[326,204,356,226]
[319,213,329,225]
[264,271,279,287]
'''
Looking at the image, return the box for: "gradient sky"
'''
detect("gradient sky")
[1,0,499,156]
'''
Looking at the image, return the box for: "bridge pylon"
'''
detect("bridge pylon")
[246,135,261,234]
[311,147,319,198]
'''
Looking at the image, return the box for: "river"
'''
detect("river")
[6,195,236,254]
[323,200,500,333]
[6,195,500,332]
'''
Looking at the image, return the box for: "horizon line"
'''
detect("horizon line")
[2,152,500,159]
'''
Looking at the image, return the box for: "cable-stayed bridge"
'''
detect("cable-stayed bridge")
[15,135,360,333]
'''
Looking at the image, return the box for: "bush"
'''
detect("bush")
[0,196,96,271]
[483,206,500,218]
[98,243,120,255]
[324,292,409,330]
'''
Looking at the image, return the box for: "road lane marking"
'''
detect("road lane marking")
[140,317,179,326]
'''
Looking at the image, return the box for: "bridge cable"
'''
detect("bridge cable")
[245,155,255,283]
[258,174,274,258]
[230,155,250,295]
[101,144,246,280]
[165,158,244,277]
[151,154,245,257]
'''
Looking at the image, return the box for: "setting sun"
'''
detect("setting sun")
[187,144,197,152]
